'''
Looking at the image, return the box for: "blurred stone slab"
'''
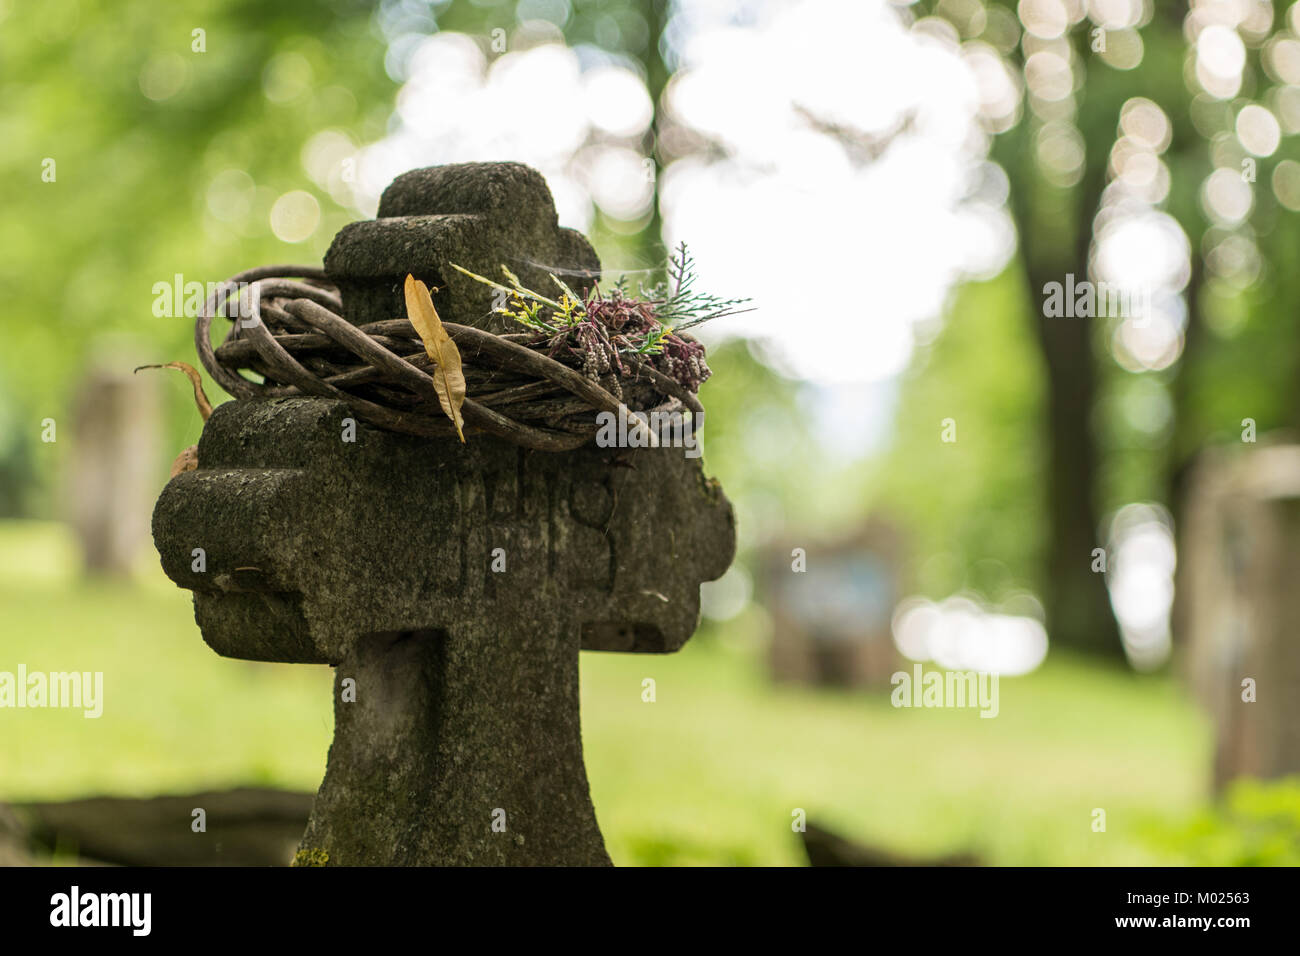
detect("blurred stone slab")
[800,821,979,867]
[8,788,312,866]
[0,803,32,866]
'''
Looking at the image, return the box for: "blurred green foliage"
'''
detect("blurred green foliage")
[693,339,837,548]
[0,0,396,514]
[878,268,1047,600]
[1142,777,1300,866]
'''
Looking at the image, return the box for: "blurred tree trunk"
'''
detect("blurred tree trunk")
[1030,264,1123,656]
[1167,257,1204,651]
[641,0,671,276]
[1000,118,1124,659]
[640,0,1129,654]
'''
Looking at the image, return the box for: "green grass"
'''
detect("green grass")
[0,521,1213,865]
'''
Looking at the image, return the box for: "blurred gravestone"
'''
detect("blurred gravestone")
[152,163,736,865]
[764,519,905,688]
[1179,443,1300,790]
[67,367,161,575]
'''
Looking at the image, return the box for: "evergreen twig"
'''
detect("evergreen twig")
[449,243,750,393]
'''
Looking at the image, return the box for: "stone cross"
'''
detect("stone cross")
[325,162,602,333]
[152,163,735,866]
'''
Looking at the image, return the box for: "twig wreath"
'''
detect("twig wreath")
[179,243,747,454]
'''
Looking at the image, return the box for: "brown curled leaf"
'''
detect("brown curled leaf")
[169,444,199,478]
[135,361,213,421]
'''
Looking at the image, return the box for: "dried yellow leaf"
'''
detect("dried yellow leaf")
[404,274,467,442]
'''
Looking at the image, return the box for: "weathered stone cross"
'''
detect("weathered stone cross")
[152,163,735,866]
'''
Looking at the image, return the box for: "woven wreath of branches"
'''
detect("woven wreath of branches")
[195,257,736,453]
